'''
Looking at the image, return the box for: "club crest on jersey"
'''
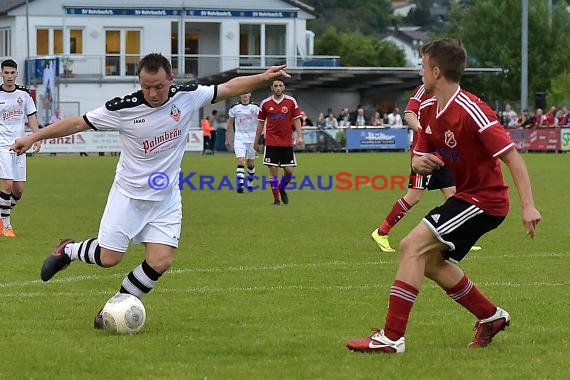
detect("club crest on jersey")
[444,130,457,148]
[170,105,181,122]
[17,97,23,106]
[281,106,289,113]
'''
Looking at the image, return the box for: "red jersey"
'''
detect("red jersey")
[414,87,515,216]
[405,84,432,154]
[258,95,301,147]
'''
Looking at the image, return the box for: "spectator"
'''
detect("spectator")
[210,110,218,150]
[325,112,339,129]
[370,111,383,126]
[315,112,326,129]
[531,108,553,128]
[503,104,519,129]
[337,107,351,127]
[557,106,568,126]
[351,107,368,127]
[300,111,313,127]
[201,116,215,153]
[388,107,403,127]
[520,109,533,128]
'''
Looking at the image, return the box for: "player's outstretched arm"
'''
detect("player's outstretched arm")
[10,116,90,155]
[500,148,541,238]
[215,65,290,102]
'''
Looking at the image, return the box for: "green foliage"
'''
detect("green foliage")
[547,71,570,107]
[304,0,392,37]
[434,0,570,106]
[1,153,569,379]
[315,27,406,67]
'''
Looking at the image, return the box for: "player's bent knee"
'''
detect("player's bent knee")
[99,250,124,267]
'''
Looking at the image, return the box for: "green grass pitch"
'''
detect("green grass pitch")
[0,152,568,379]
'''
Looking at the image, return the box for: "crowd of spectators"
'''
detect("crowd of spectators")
[301,105,406,130]
[498,103,569,129]
[302,102,570,131]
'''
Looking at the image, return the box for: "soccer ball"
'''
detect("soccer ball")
[101,293,146,334]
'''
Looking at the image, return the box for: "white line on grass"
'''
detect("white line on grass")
[1,251,566,290]
[2,280,570,299]
[0,253,568,298]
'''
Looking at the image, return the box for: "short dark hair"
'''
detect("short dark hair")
[1,59,17,70]
[137,53,172,77]
[421,39,466,83]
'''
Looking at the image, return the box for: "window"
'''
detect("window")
[105,29,141,76]
[69,29,83,54]
[0,28,11,56]
[36,28,82,55]
[240,24,286,67]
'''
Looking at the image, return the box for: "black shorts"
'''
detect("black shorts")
[263,146,297,167]
[408,165,455,190]
[423,197,505,262]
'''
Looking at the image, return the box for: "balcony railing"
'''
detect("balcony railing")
[25,54,341,84]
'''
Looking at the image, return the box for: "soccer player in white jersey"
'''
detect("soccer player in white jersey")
[0,59,42,237]
[11,53,291,328]
[225,92,260,193]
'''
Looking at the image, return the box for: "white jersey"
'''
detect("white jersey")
[85,83,216,201]
[228,102,260,143]
[0,85,37,151]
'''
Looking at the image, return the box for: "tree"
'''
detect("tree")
[315,27,406,67]
[548,72,570,107]
[434,0,570,107]
[303,0,392,37]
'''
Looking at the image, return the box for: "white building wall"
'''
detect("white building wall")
[3,0,315,116]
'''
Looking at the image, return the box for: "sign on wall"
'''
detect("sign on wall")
[35,131,203,153]
[346,128,409,151]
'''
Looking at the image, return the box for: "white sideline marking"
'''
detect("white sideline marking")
[0,253,567,296]
[2,280,570,299]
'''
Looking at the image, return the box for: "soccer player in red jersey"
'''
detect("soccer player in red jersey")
[371,84,481,253]
[254,79,303,205]
[347,39,541,353]
[371,84,456,252]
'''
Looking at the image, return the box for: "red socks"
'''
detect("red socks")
[384,280,418,340]
[379,198,412,235]
[446,274,496,320]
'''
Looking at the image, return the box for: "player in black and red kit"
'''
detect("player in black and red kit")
[348,39,541,353]
[254,79,303,205]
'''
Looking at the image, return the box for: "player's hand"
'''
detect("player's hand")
[411,153,444,175]
[295,136,303,147]
[263,65,291,82]
[225,140,231,149]
[522,206,541,238]
[32,140,43,153]
[10,136,35,156]
[254,142,260,152]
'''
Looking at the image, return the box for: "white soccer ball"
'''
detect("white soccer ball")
[101,293,146,334]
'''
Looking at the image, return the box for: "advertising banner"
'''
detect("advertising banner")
[346,128,408,151]
[527,128,560,151]
[36,130,203,153]
[561,128,570,151]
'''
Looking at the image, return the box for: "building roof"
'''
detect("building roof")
[197,66,503,93]
[0,0,32,15]
[1,0,316,16]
